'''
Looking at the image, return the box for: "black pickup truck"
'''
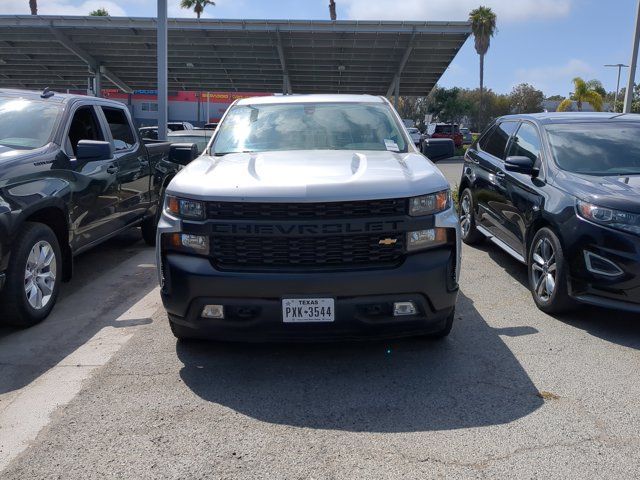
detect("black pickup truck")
[0,89,195,327]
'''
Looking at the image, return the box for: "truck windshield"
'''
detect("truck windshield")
[212,102,408,154]
[546,122,640,175]
[0,97,61,149]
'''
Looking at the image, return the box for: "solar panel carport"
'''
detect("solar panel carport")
[0,15,470,96]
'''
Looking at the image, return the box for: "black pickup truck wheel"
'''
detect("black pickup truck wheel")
[0,222,62,328]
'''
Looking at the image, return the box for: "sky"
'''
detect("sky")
[1,0,640,96]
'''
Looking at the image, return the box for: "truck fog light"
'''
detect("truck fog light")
[393,301,417,316]
[584,251,624,277]
[407,228,447,252]
[168,233,209,254]
[202,304,225,319]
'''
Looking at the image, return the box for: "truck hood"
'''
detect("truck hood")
[554,170,640,214]
[167,150,449,202]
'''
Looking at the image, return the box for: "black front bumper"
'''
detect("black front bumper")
[160,247,458,341]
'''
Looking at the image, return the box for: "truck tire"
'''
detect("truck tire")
[0,222,62,328]
[425,308,455,339]
[141,213,157,246]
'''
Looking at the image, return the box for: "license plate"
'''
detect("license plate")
[282,298,335,323]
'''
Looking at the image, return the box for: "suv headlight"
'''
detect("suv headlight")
[165,195,205,220]
[576,200,640,235]
[409,190,451,216]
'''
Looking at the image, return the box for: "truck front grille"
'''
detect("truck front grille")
[207,199,407,220]
[210,234,405,271]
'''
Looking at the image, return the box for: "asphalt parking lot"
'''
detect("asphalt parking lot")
[1,158,639,479]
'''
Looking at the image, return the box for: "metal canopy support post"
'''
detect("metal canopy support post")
[93,67,102,97]
[394,77,400,109]
[386,32,416,98]
[276,30,292,94]
[624,0,640,113]
[157,0,168,141]
[48,26,132,94]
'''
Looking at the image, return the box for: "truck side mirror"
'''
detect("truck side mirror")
[169,143,198,166]
[76,140,113,162]
[505,156,538,176]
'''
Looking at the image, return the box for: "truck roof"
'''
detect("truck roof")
[0,88,127,109]
[235,94,385,106]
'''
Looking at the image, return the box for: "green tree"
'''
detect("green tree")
[458,88,510,131]
[570,77,603,111]
[180,0,215,19]
[428,87,472,128]
[509,83,544,114]
[556,99,573,112]
[469,6,497,129]
[89,8,109,16]
[545,94,565,101]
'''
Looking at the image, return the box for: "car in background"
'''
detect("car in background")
[431,123,463,148]
[460,127,473,145]
[204,122,218,130]
[139,122,196,140]
[167,129,212,155]
[459,112,640,314]
[407,127,421,145]
[168,121,194,131]
[139,126,159,140]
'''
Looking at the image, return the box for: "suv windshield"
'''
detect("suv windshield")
[546,122,640,175]
[0,96,61,149]
[212,102,408,154]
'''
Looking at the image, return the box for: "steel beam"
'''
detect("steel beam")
[276,30,292,94]
[48,26,132,94]
[158,0,168,140]
[624,0,640,113]
[386,32,416,97]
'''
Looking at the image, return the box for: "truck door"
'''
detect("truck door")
[64,104,120,251]
[98,106,151,229]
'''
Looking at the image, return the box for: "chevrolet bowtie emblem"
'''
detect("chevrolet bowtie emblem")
[378,238,398,246]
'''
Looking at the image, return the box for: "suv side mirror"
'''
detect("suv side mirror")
[76,140,113,161]
[169,143,198,166]
[505,156,538,176]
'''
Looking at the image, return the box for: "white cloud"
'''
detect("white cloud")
[0,0,127,16]
[340,0,572,23]
[514,59,594,94]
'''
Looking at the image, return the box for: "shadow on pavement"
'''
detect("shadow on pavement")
[481,239,640,350]
[0,230,156,395]
[176,292,543,433]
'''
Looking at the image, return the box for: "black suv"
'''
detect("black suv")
[459,113,640,314]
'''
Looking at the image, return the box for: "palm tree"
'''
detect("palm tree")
[180,0,215,19]
[570,77,603,111]
[469,6,497,128]
[556,99,573,112]
[29,0,37,15]
[329,1,337,21]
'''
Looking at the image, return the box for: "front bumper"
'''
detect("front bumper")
[160,247,458,341]
[156,205,461,341]
[565,216,640,312]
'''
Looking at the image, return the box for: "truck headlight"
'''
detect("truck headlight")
[576,200,640,235]
[409,190,450,216]
[165,195,205,220]
[406,228,448,252]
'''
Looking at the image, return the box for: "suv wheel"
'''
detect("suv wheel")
[0,223,62,327]
[527,228,576,314]
[458,188,484,245]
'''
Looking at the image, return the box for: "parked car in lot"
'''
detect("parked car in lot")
[139,122,196,140]
[459,113,640,314]
[430,123,463,148]
[407,127,422,145]
[158,94,461,341]
[167,129,212,155]
[0,89,197,327]
[460,127,473,145]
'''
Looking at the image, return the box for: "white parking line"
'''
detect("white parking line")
[0,251,160,472]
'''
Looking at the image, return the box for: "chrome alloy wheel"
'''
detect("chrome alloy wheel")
[24,240,57,310]
[531,237,557,302]
[459,192,472,238]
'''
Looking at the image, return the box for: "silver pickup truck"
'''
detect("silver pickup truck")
[157,94,460,341]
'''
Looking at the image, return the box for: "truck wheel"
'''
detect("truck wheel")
[141,214,157,246]
[426,309,455,339]
[459,188,484,245]
[169,320,198,341]
[528,228,576,314]
[0,223,62,328]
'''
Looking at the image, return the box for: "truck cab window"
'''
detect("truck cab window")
[68,106,104,156]
[101,107,135,151]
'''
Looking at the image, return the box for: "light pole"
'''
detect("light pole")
[157,0,168,140]
[624,0,640,113]
[605,63,628,112]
